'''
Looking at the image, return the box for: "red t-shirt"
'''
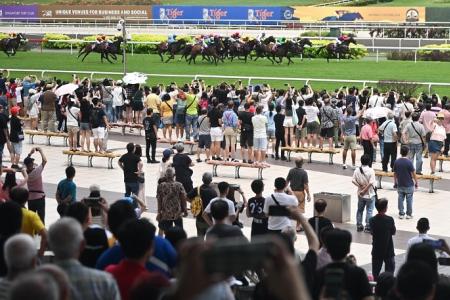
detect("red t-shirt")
[105,260,169,300]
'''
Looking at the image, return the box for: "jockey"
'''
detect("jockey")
[336,34,349,45]
[93,35,102,50]
[167,34,176,45]
[229,32,241,43]
[273,37,285,51]
[256,32,266,43]
[202,35,213,49]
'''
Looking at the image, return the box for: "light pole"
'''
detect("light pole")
[117,18,127,76]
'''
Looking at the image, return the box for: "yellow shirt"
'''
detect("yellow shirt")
[21,208,45,236]
[145,93,162,114]
[160,99,175,118]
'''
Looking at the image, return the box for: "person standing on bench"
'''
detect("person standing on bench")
[380,112,398,172]
[393,146,418,220]
[91,98,109,154]
[143,108,158,164]
[360,117,376,167]
[40,85,57,132]
[286,157,311,232]
[342,107,364,170]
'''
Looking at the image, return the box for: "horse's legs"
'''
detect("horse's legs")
[81,51,90,62]
[105,53,114,64]
[158,52,164,62]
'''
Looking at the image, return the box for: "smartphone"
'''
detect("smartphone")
[203,237,275,275]
[268,205,290,217]
[423,239,444,250]
[438,257,450,266]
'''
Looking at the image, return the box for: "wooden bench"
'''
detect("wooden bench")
[281,147,340,164]
[110,123,144,136]
[63,150,121,169]
[158,139,197,155]
[438,156,450,172]
[374,170,442,193]
[25,130,68,146]
[207,160,270,180]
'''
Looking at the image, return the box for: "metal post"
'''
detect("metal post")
[131,43,134,56]
[376,49,379,63]
[122,20,127,76]
[414,50,417,63]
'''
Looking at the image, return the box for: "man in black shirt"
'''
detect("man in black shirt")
[246,179,268,239]
[187,172,218,237]
[313,228,373,300]
[308,199,333,246]
[273,105,286,160]
[143,108,158,164]
[0,105,10,166]
[172,143,193,194]
[118,143,142,197]
[295,100,307,148]
[369,198,396,280]
[207,99,223,160]
[238,103,254,163]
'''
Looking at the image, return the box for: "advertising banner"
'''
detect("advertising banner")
[38,5,152,20]
[292,7,426,23]
[0,5,38,19]
[153,6,296,24]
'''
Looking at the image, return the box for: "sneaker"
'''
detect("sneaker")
[212,156,217,161]
[216,157,223,161]
[271,154,275,158]
[416,172,423,175]
[146,159,151,164]
[342,164,347,169]
[351,165,357,170]
[399,214,405,220]
[274,157,280,160]
[248,160,254,164]
[357,225,364,232]
[281,157,287,161]
[364,227,371,233]
[406,215,413,219]
[242,159,247,164]
[196,158,202,163]
[150,160,160,164]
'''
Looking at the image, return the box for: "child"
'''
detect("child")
[9,106,24,167]
[246,179,268,239]
[158,148,173,179]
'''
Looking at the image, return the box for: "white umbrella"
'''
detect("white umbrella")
[55,83,79,96]
[363,107,391,119]
[123,72,148,85]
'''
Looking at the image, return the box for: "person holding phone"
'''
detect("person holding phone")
[406,218,434,252]
[263,177,298,234]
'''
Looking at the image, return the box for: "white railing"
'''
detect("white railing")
[4,68,450,94]
[314,0,357,7]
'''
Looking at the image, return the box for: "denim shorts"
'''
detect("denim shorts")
[12,142,22,155]
[253,137,268,150]
[80,122,90,131]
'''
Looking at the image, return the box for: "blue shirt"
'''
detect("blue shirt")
[342,115,358,136]
[393,157,415,187]
[22,81,36,97]
[95,236,177,278]
[264,111,276,131]
[56,178,76,202]
[222,109,238,128]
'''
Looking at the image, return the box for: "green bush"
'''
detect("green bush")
[303,40,368,59]
[42,33,72,49]
[387,44,450,62]
[300,31,330,37]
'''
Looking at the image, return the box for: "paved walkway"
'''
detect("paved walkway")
[14,128,450,275]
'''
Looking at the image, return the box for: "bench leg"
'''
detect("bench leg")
[122,126,125,136]
[308,152,312,163]
[46,136,51,146]
[258,168,263,180]
[235,166,241,179]
[287,151,291,162]
[88,156,93,168]
[189,144,195,155]
[439,160,443,172]
[429,179,434,193]
[329,154,333,165]
[108,158,113,169]
[29,135,34,144]
[376,176,382,189]
[67,155,73,166]
[212,165,218,177]
[64,137,68,147]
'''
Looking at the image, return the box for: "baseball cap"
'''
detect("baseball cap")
[163,148,173,158]
[10,106,20,115]
[23,156,35,166]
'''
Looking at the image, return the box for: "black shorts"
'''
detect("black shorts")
[131,101,144,111]
[320,127,334,138]
[240,131,254,148]
[158,218,183,232]
[198,134,212,149]
[251,219,268,238]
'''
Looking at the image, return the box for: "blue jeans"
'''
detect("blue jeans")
[356,196,375,227]
[398,185,414,216]
[408,143,423,174]
[185,114,198,140]
[379,136,384,161]
[125,181,140,197]
[104,100,113,122]
[114,106,123,122]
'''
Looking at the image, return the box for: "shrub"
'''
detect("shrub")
[42,33,71,49]
[387,44,450,62]
[377,80,421,97]
[306,40,368,59]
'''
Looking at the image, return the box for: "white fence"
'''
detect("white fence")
[4,68,450,93]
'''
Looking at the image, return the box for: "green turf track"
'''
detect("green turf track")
[1,51,450,94]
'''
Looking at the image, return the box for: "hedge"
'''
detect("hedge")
[41,34,368,59]
[387,44,450,62]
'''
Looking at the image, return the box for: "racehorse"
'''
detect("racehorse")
[228,39,255,63]
[188,37,223,65]
[270,40,299,65]
[78,36,122,63]
[317,36,357,62]
[293,38,313,61]
[252,36,277,62]
[0,33,26,57]
[157,39,187,63]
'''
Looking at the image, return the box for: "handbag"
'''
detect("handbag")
[190,186,203,217]
[292,104,299,125]
[410,122,425,148]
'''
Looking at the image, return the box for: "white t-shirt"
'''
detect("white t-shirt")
[252,114,268,138]
[15,86,23,103]
[352,165,376,198]
[112,87,124,107]
[204,197,236,218]
[263,192,298,231]
[368,95,384,108]
[304,105,320,123]
[66,106,80,127]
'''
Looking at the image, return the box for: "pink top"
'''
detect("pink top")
[360,124,373,141]
[0,179,27,201]
[27,165,45,201]
[441,109,450,134]
[431,124,447,142]
[419,110,437,133]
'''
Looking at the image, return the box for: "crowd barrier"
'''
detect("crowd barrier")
[4,68,450,94]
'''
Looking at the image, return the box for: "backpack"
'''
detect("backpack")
[190,186,203,217]
[90,108,100,128]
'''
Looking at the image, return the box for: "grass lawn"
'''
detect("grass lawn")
[1,51,450,94]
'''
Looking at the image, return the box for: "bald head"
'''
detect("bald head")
[4,234,37,274]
